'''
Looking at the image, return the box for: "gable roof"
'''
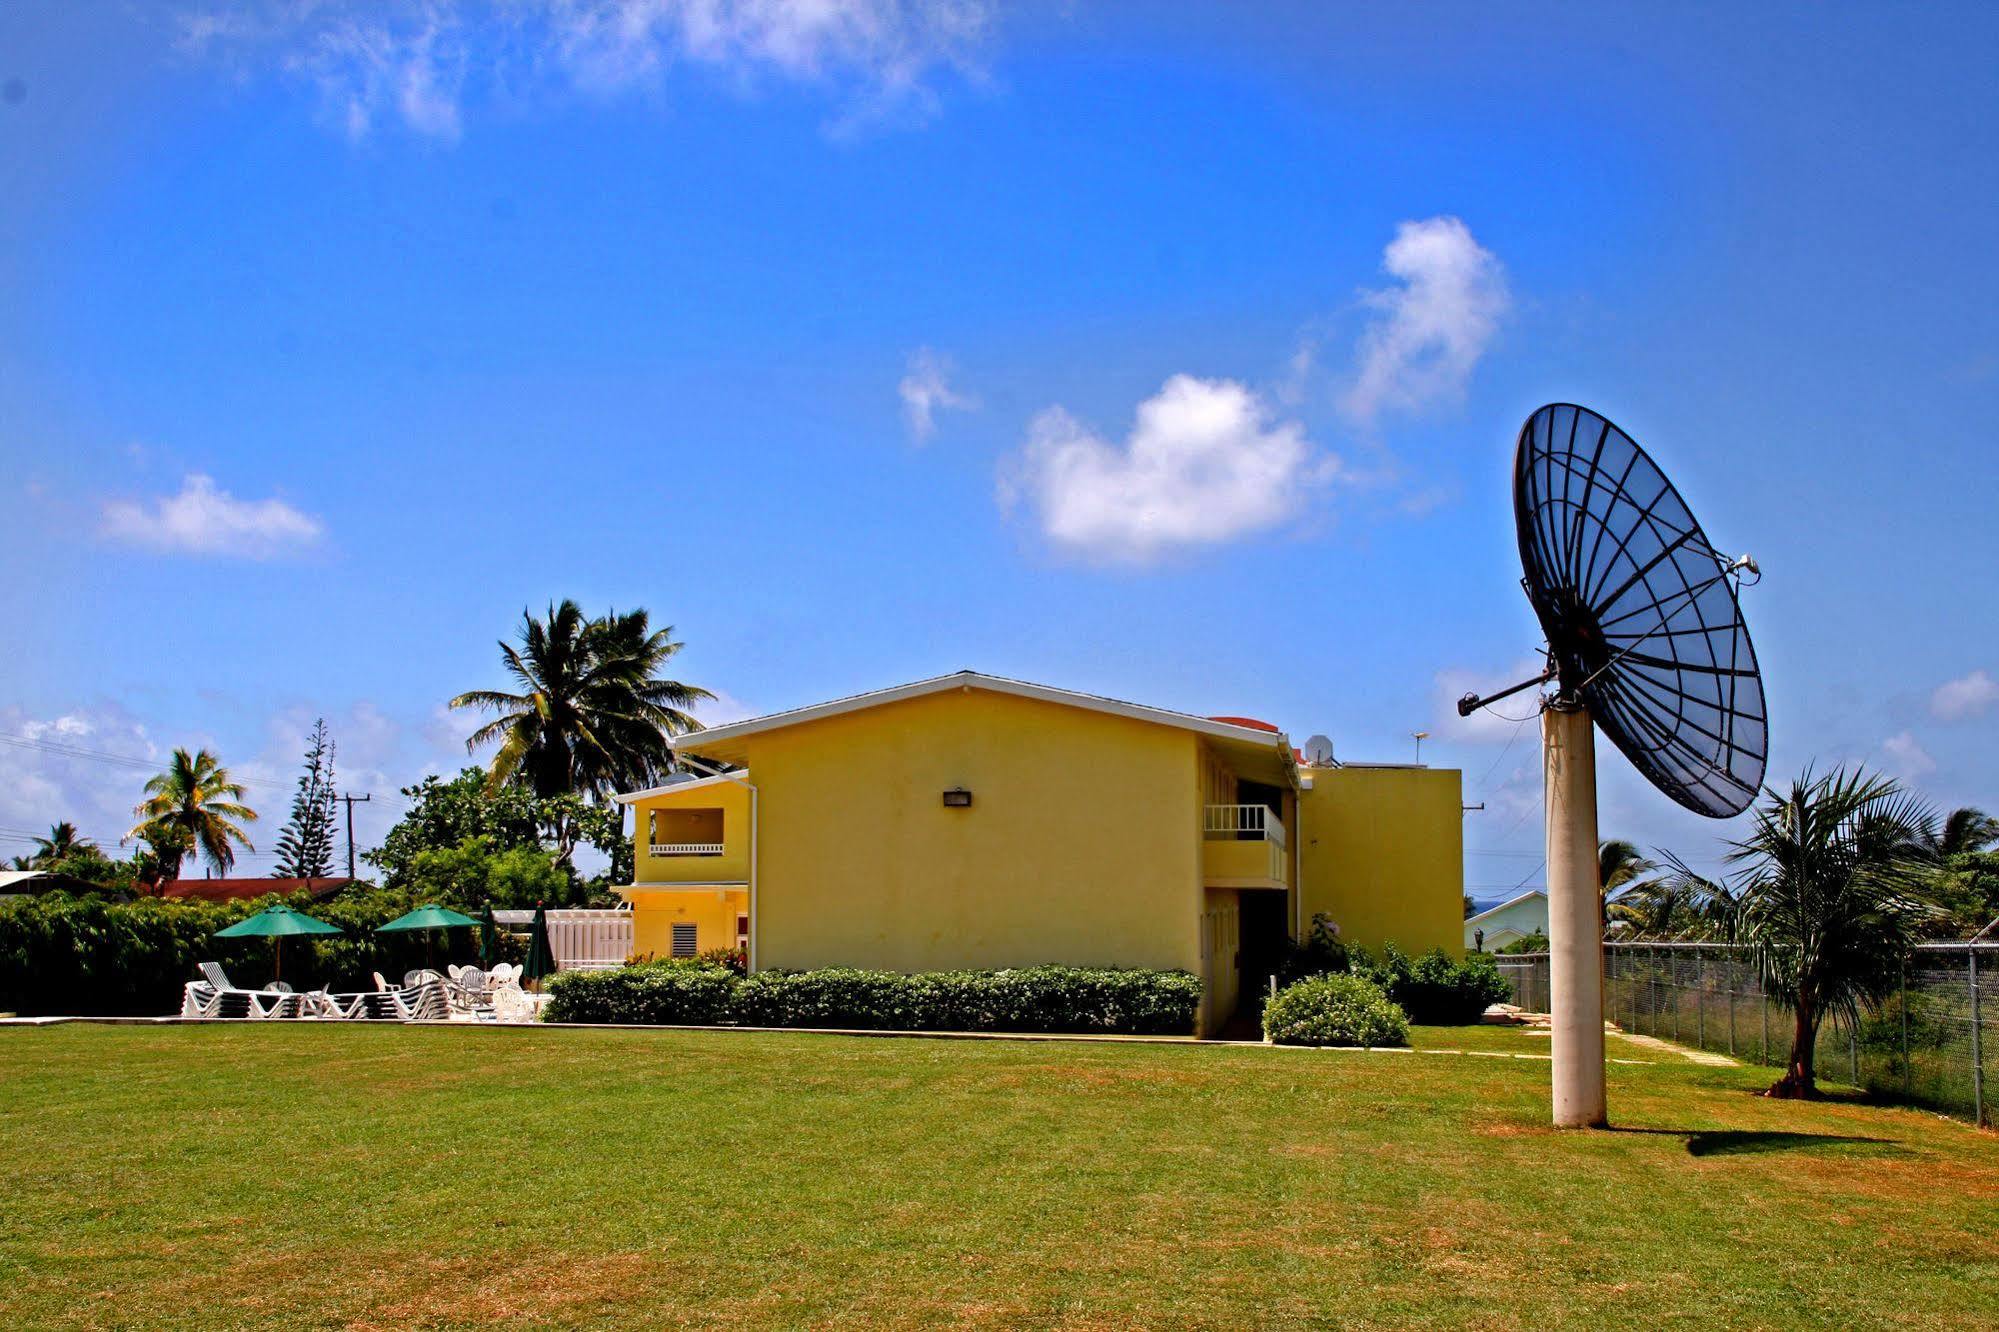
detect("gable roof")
[1465,889,1548,928]
[670,671,1298,760]
[160,876,359,903]
[613,769,750,805]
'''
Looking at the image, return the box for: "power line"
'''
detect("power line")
[0,733,284,791]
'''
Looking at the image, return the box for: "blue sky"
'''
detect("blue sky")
[2,2,1994,898]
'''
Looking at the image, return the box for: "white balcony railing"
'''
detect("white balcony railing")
[1202,804,1286,849]
[649,842,725,857]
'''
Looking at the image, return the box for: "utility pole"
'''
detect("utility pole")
[336,792,372,880]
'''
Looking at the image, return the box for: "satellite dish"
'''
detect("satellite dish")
[1302,734,1335,767]
[1514,403,1766,817]
[1457,403,1768,1129]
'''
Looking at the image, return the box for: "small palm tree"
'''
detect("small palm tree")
[127,748,257,880]
[451,601,711,800]
[29,821,96,867]
[1721,767,1935,1099]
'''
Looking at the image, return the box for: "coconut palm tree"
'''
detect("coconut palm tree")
[126,748,257,880]
[1721,767,1935,1099]
[29,821,96,867]
[1598,838,1657,929]
[1921,806,1999,859]
[450,600,712,802]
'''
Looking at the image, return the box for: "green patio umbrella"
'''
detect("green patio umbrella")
[375,903,481,970]
[213,904,343,984]
[522,900,556,989]
[478,902,499,967]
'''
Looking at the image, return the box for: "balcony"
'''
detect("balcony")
[649,842,724,857]
[1202,804,1289,887]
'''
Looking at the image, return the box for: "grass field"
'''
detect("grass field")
[2,1022,1996,1330]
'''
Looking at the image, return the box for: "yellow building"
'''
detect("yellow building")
[616,671,1462,1036]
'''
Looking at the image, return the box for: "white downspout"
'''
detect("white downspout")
[719,771,760,973]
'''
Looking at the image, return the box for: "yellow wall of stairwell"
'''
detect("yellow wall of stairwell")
[1296,765,1464,957]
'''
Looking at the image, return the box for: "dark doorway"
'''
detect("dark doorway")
[1237,890,1291,1014]
[1234,779,1285,838]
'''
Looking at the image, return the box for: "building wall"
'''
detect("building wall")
[630,778,753,887]
[729,688,1207,982]
[1465,894,1548,951]
[1296,765,1464,957]
[627,888,749,960]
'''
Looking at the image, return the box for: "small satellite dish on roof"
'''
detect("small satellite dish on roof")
[1302,735,1335,767]
[1456,403,1768,1128]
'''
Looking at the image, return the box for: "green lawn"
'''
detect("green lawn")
[2,1023,1995,1330]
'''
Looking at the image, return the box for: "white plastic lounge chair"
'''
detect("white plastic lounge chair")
[183,962,292,1018]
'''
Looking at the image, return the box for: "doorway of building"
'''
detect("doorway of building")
[1236,889,1291,1019]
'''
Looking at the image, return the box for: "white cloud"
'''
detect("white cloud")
[1931,669,1998,723]
[1881,731,1936,782]
[100,474,325,559]
[1342,216,1509,424]
[898,347,976,442]
[179,1,994,140]
[999,374,1331,565]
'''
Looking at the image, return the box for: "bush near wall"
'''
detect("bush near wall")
[1263,973,1410,1047]
[543,963,1202,1036]
[0,890,524,1017]
[1351,943,1511,1025]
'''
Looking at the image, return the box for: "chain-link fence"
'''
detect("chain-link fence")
[1492,942,1996,1127]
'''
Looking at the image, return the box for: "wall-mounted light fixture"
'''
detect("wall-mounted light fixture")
[942,787,973,808]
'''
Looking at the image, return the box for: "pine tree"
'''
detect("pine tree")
[272,720,338,880]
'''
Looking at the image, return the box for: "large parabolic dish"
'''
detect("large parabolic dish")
[1513,403,1767,819]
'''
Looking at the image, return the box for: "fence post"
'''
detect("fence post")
[1971,945,1985,1129]
[1848,1015,1859,1089]
[1647,947,1657,1036]
[1672,950,1681,1043]
[1727,954,1737,1057]
[1696,949,1706,1050]
[1900,959,1911,1100]
[1761,984,1768,1065]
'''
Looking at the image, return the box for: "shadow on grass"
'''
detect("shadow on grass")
[1608,1126,1904,1157]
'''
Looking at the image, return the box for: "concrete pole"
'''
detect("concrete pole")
[1544,702,1607,1128]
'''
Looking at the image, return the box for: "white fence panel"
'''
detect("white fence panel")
[491,908,634,971]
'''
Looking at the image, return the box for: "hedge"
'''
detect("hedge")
[1351,942,1511,1025]
[542,962,1202,1035]
[0,890,524,1017]
[1263,973,1410,1047]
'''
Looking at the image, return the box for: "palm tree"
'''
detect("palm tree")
[451,601,711,802]
[1598,838,1657,928]
[29,821,96,867]
[126,748,257,880]
[1721,767,1935,1099]
[1922,806,1999,859]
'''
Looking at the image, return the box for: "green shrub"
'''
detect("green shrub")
[541,960,740,1024]
[1263,974,1409,1047]
[540,963,1201,1035]
[1273,912,1350,986]
[1351,943,1510,1024]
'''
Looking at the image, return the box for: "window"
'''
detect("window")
[670,922,698,958]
